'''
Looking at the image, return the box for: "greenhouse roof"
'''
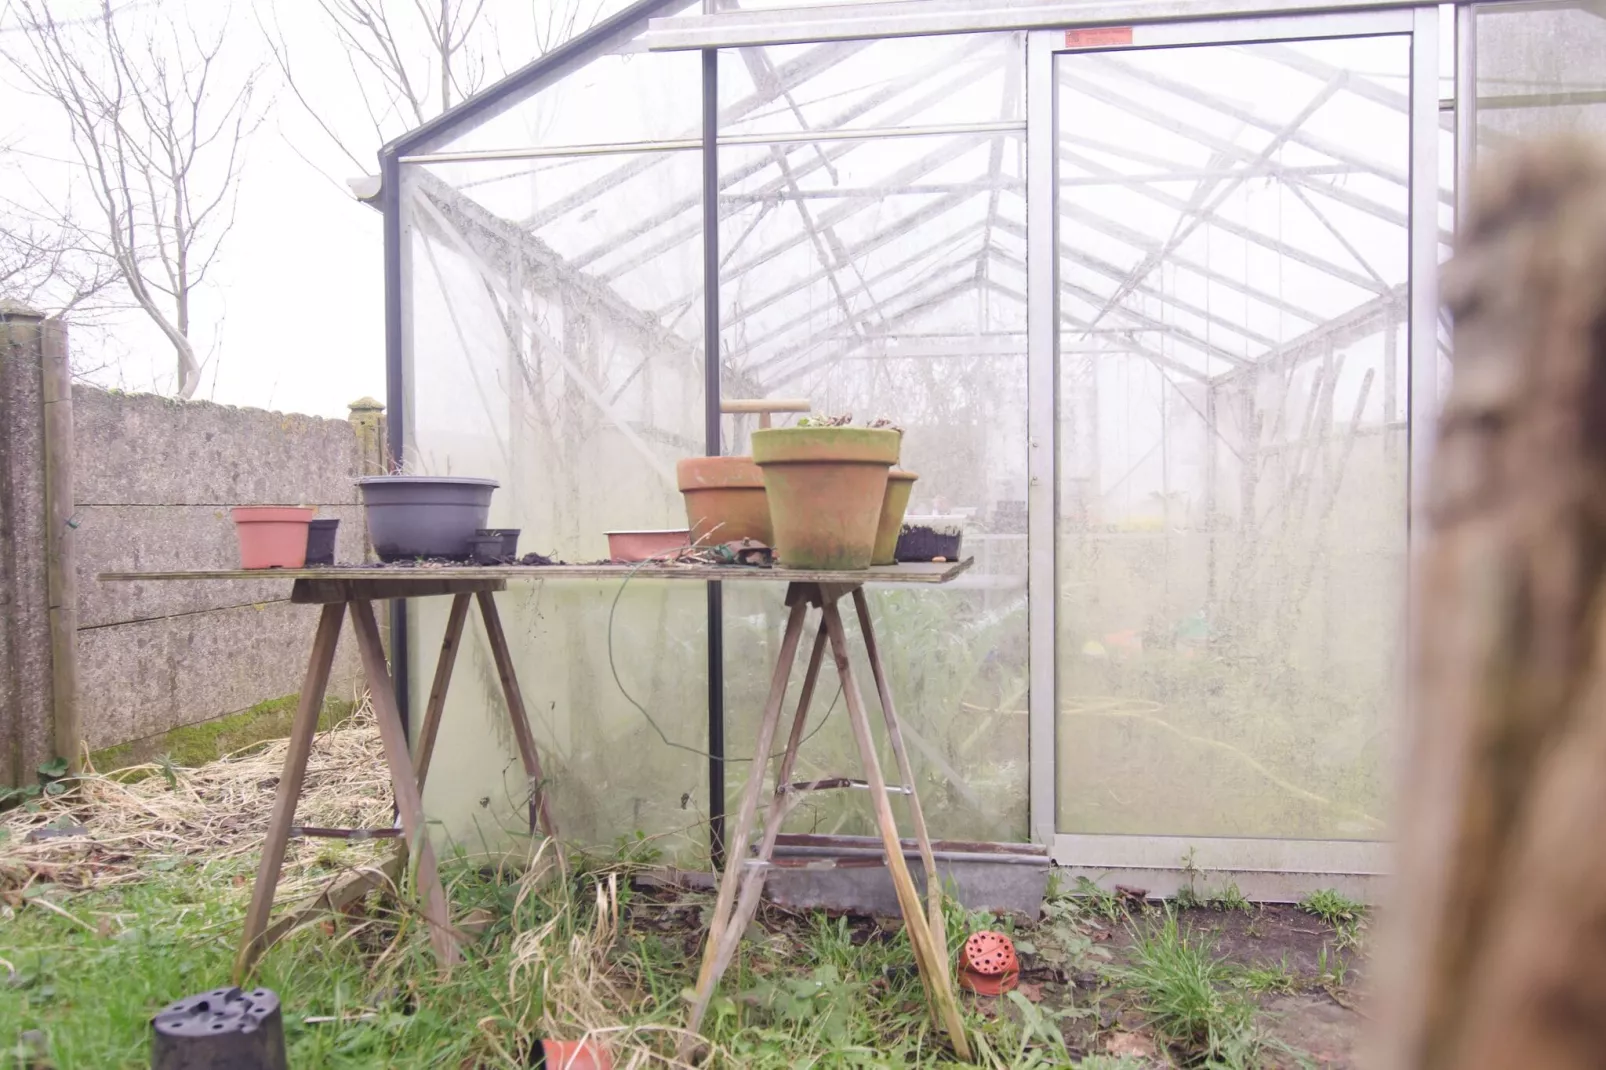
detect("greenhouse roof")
[382,0,1458,400]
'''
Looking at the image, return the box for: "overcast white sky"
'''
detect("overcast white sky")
[0,0,627,418]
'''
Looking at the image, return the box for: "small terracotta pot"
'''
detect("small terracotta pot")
[541,1038,612,1070]
[606,529,690,562]
[677,456,772,546]
[231,507,316,569]
[872,470,918,566]
[752,427,900,571]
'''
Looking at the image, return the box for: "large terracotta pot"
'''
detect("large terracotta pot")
[231,507,315,569]
[872,469,918,565]
[752,427,900,570]
[677,456,772,546]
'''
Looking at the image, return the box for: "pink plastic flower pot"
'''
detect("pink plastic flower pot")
[231,507,316,569]
[541,1038,612,1070]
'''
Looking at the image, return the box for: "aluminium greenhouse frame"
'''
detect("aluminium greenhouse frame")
[376,0,1575,896]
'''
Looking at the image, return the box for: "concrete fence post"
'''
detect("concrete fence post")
[41,318,79,772]
[348,398,386,566]
[0,302,56,787]
[348,397,388,477]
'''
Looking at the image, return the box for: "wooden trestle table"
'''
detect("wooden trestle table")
[101,559,976,1060]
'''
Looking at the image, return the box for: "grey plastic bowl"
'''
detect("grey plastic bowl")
[357,476,498,562]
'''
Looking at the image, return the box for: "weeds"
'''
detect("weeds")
[1233,957,1298,995]
[1299,888,1362,927]
[1300,889,1366,952]
[1106,908,1265,1064]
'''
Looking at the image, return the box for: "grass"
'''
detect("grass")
[1232,958,1298,996]
[1,835,1092,1068]
[3,713,1355,1069]
[1105,908,1261,1065]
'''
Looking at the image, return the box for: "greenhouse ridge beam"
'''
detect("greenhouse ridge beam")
[645,0,1440,50]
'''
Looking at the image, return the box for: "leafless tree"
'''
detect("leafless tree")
[261,0,608,178]
[0,147,116,314]
[1,0,262,399]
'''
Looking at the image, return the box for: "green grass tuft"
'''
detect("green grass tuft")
[1106,908,1258,1062]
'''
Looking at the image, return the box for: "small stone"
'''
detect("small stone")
[933,556,948,563]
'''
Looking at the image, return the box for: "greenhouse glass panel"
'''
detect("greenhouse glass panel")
[1474,2,1606,151]
[715,82,1029,839]
[399,153,709,857]
[428,9,703,155]
[1054,34,1412,841]
[718,32,1023,138]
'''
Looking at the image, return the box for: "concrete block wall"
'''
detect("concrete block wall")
[73,388,379,752]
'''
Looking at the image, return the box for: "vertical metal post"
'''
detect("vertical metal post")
[1025,30,1058,849]
[1454,2,1477,225]
[381,152,411,743]
[703,46,727,869]
[1409,6,1441,524]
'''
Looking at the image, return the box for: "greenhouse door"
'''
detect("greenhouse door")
[1024,9,1442,897]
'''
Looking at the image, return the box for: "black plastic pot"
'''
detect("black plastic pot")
[304,519,340,567]
[356,476,498,562]
[468,534,503,564]
[150,986,287,1070]
[895,520,963,562]
[477,528,520,558]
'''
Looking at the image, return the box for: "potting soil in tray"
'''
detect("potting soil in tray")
[895,525,963,562]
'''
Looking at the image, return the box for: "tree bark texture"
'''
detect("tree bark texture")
[1372,136,1606,1070]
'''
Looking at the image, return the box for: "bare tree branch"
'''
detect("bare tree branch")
[0,0,263,398]
[261,0,603,185]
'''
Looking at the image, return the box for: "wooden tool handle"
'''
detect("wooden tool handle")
[720,398,811,429]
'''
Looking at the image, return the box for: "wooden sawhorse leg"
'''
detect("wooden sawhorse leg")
[682,583,972,1062]
[235,603,348,983]
[235,580,561,979]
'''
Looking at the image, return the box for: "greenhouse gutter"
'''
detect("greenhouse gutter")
[644,0,1452,50]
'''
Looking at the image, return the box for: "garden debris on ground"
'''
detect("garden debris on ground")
[2,713,1370,1068]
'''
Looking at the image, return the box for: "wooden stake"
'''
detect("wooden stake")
[349,599,459,968]
[235,603,346,982]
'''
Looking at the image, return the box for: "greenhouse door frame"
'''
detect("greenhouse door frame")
[1024,6,1441,898]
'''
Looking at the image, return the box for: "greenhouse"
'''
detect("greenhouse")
[374,0,1606,897]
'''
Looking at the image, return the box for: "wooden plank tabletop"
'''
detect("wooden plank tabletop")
[99,558,974,586]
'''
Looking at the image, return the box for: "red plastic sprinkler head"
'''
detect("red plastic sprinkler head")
[957,930,1020,996]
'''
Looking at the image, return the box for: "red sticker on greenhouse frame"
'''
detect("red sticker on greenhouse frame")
[1064,26,1134,48]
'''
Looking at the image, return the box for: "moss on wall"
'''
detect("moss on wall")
[89,694,355,774]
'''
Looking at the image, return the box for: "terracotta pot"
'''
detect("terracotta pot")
[541,1038,613,1070]
[752,427,900,571]
[231,507,316,569]
[676,456,772,547]
[872,470,918,566]
[606,529,690,562]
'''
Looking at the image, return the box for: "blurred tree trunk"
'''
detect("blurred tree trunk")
[1372,137,1606,1070]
